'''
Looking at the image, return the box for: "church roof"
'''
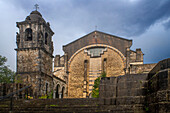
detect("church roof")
[28,10,45,22]
[63,30,132,60]
[16,10,46,25]
[16,10,54,35]
[24,10,46,22]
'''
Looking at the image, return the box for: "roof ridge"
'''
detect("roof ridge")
[63,30,132,47]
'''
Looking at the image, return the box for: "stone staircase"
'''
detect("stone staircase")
[0,98,143,113]
[0,98,104,113]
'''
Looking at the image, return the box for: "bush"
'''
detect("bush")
[92,72,106,98]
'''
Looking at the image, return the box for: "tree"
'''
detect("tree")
[92,72,106,98]
[0,55,15,83]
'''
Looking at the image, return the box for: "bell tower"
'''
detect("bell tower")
[15,9,54,97]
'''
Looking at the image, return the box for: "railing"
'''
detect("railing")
[0,85,31,111]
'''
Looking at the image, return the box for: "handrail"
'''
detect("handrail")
[0,85,31,101]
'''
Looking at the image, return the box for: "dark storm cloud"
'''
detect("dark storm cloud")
[9,0,170,36]
[84,0,170,36]
[0,0,170,70]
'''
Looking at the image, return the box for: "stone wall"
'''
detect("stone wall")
[40,49,53,76]
[147,58,170,113]
[99,74,147,99]
[0,83,33,99]
[53,75,66,98]
[0,73,54,98]
[129,49,143,63]
[68,47,125,98]
[53,67,65,81]
[17,49,40,73]
[17,49,53,76]
[99,58,170,112]
[99,74,148,112]
[103,48,125,77]
[130,63,156,74]
[17,73,53,97]
[68,50,89,98]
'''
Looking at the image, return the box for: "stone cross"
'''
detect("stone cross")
[34,4,39,11]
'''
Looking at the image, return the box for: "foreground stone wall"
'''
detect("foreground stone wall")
[99,58,170,113]
[0,83,33,99]
[147,58,170,113]
[100,74,147,109]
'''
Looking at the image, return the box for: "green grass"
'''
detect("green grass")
[50,104,59,107]
[0,105,9,107]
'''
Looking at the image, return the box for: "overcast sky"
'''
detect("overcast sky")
[0,0,170,71]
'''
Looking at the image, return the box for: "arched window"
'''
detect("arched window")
[45,33,48,45]
[56,84,60,98]
[25,28,32,41]
[61,87,65,98]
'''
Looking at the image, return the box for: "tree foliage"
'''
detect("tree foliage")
[92,72,106,98]
[0,55,15,83]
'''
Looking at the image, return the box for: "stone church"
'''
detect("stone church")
[15,10,155,98]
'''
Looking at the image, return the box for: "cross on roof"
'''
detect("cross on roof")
[34,4,39,11]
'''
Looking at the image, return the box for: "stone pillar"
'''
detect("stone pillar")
[126,47,130,74]
[64,53,68,73]
[83,81,87,98]
[59,93,62,99]
[136,48,143,62]
[53,91,56,99]
[54,55,60,67]
[64,53,69,97]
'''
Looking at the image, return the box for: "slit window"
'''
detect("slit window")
[46,83,48,94]
[103,58,107,73]
[45,33,48,45]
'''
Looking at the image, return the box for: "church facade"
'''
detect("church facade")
[15,10,155,98]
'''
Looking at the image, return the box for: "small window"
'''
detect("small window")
[25,28,32,41]
[46,83,48,94]
[84,60,88,63]
[45,33,48,45]
[103,58,107,73]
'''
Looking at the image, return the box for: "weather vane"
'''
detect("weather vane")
[34,4,39,11]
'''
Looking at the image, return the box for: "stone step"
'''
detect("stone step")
[0,106,107,113]
[0,99,145,113]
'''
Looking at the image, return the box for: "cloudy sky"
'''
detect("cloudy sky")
[0,0,170,71]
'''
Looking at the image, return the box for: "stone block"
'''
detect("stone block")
[156,91,168,102]
[104,98,111,105]
[111,98,116,105]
